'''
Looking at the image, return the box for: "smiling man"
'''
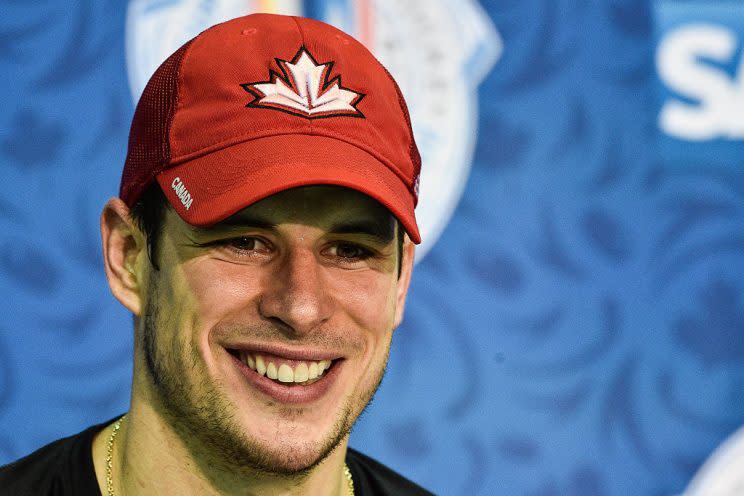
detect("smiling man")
[0,13,430,496]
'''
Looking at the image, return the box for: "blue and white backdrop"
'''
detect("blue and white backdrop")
[1,1,744,495]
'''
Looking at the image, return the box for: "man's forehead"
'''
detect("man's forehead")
[179,186,397,240]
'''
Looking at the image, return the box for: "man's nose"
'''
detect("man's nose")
[258,247,333,335]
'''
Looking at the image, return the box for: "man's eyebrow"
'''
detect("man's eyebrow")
[192,216,278,232]
[328,219,395,243]
[189,216,395,242]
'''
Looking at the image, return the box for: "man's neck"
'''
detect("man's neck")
[92,403,350,496]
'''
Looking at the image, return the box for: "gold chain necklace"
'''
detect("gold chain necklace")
[105,415,124,496]
[106,415,354,495]
[342,463,355,495]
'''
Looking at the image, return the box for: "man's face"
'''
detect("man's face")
[136,185,413,474]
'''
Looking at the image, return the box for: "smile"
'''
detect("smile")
[239,351,333,385]
[226,347,343,403]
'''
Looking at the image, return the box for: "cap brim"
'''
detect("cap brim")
[156,134,421,243]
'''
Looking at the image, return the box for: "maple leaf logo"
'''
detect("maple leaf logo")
[241,47,365,119]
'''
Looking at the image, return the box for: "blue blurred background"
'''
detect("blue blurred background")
[1,1,744,494]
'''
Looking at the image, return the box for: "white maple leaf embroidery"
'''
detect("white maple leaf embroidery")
[242,47,364,118]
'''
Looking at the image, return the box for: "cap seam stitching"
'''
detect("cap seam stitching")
[290,16,312,138]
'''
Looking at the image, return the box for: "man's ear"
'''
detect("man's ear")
[100,198,147,316]
[393,235,415,329]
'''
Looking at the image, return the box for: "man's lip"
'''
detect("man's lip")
[222,343,343,362]
[228,351,342,404]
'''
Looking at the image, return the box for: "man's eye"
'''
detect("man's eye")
[226,236,268,252]
[331,243,370,260]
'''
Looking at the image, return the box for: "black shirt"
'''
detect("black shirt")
[0,418,432,495]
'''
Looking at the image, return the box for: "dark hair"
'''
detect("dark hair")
[129,184,406,276]
[128,184,169,271]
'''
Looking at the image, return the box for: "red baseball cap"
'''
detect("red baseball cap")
[120,13,421,243]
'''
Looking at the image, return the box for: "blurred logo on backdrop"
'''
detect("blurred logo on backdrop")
[683,426,744,496]
[125,0,502,260]
[655,1,744,165]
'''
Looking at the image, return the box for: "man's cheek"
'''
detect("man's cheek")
[180,262,259,316]
[332,274,396,318]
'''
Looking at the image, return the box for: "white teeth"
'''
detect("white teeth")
[277,364,294,383]
[255,356,266,376]
[308,362,319,380]
[241,353,334,383]
[294,362,309,382]
[266,362,278,380]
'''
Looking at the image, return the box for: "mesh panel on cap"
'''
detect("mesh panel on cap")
[381,66,421,201]
[120,39,195,206]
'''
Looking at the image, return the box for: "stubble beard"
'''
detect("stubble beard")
[140,274,389,478]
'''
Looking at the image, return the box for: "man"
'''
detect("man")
[0,13,431,496]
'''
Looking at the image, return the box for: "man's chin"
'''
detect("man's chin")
[243,415,352,473]
[256,450,329,476]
